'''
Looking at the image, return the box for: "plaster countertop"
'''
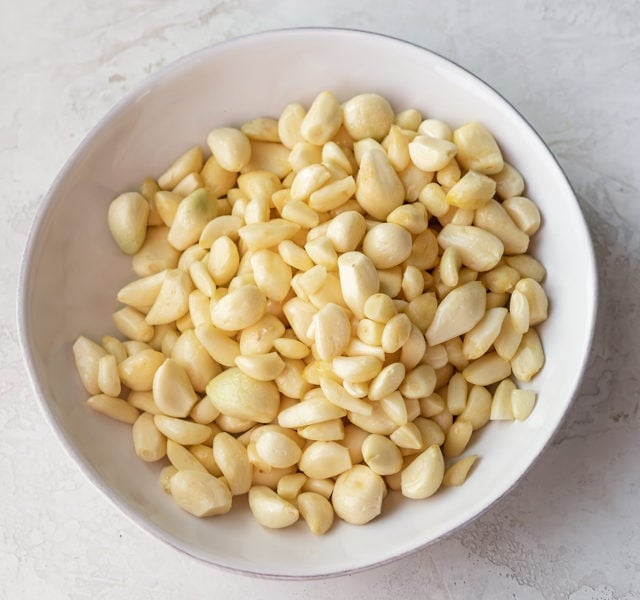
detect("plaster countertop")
[2,1,639,598]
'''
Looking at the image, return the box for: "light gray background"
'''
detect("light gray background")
[3,1,639,598]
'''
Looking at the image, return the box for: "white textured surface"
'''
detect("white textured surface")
[3,1,639,598]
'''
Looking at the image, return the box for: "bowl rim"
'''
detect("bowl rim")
[17,26,598,580]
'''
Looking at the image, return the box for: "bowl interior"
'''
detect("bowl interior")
[19,28,596,578]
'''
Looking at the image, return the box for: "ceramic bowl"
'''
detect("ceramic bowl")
[18,28,597,578]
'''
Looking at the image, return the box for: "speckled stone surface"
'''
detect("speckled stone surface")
[3,1,639,598]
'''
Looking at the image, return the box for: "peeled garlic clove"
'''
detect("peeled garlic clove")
[299,441,352,480]
[85,394,139,424]
[437,224,504,272]
[332,465,386,525]
[72,336,107,395]
[153,415,211,446]
[400,444,444,499]
[319,377,373,416]
[158,146,203,190]
[300,90,343,145]
[171,329,221,393]
[511,389,537,420]
[490,379,516,421]
[170,470,232,517]
[297,491,334,535]
[462,307,508,360]
[511,329,545,382]
[442,420,473,457]
[248,485,299,528]
[474,199,530,255]
[168,188,217,251]
[390,422,423,450]
[362,223,413,270]
[206,367,280,424]
[116,270,166,309]
[445,171,496,210]
[502,196,541,236]
[453,121,504,175]
[108,192,149,255]
[342,93,394,141]
[408,135,457,171]
[492,162,524,200]
[312,303,351,361]
[337,251,380,319]
[442,455,478,486]
[132,412,167,462]
[213,432,253,495]
[515,278,549,326]
[206,127,251,172]
[145,268,193,325]
[132,226,180,277]
[462,352,512,386]
[234,352,286,382]
[279,393,346,429]
[152,358,198,417]
[117,348,165,391]
[211,285,266,331]
[426,281,487,346]
[355,148,405,220]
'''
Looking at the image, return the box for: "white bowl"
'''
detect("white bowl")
[18,28,597,578]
